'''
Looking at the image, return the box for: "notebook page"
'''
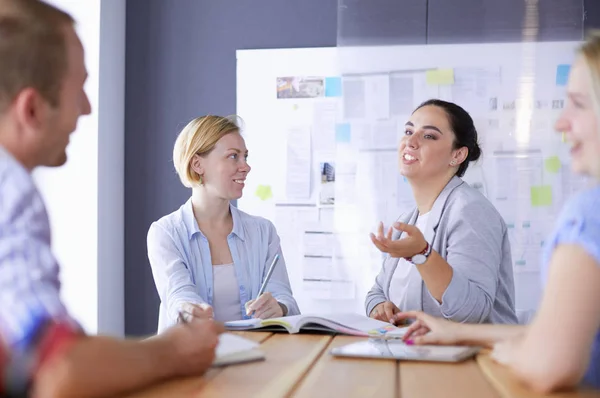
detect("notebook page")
[260,314,308,333]
[224,318,262,329]
[309,313,406,336]
[215,333,260,358]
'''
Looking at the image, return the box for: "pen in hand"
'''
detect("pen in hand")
[256,253,280,298]
[246,253,280,316]
[178,310,195,324]
[178,305,214,324]
[178,302,214,324]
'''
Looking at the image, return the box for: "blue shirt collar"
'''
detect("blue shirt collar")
[182,198,246,241]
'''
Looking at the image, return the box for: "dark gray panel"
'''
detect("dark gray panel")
[125,0,337,336]
[538,0,583,41]
[428,0,583,44]
[585,0,600,31]
[427,0,522,44]
[337,0,427,46]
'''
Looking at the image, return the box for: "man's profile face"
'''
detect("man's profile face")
[40,25,91,167]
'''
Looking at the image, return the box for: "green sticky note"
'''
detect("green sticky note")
[255,185,273,201]
[530,185,552,207]
[426,69,455,85]
[544,156,561,173]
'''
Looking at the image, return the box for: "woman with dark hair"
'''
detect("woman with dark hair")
[366,99,518,325]
[393,32,600,393]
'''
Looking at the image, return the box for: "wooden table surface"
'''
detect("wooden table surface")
[124,332,598,398]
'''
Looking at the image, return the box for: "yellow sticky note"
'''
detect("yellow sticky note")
[531,185,552,207]
[255,185,273,201]
[544,156,561,174]
[426,69,455,85]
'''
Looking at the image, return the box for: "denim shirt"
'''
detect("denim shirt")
[147,199,300,333]
[541,185,600,389]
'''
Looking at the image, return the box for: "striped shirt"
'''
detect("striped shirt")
[0,146,80,396]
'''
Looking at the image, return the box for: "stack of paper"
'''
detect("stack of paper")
[212,333,265,367]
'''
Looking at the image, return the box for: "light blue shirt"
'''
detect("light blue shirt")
[147,198,300,333]
[542,185,600,389]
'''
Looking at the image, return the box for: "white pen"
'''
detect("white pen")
[256,253,280,298]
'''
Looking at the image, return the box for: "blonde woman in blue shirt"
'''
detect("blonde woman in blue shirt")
[395,32,600,393]
[148,115,299,333]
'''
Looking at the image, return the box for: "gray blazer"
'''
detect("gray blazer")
[365,176,518,324]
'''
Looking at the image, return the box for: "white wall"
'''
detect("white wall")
[32,0,125,336]
[238,43,579,319]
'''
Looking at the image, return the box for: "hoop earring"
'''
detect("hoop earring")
[198,175,203,185]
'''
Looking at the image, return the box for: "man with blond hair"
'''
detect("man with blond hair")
[0,1,222,396]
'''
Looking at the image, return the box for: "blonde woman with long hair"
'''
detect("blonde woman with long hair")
[394,32,600,393]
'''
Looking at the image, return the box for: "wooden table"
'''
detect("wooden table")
[125,332,599,398]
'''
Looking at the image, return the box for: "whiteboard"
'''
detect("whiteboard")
[237,42,585,320]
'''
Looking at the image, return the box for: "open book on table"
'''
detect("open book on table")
[224,313,407,338]
[212,333,265,367]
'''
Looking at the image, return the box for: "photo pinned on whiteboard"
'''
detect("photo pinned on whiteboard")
[276,76,325,99]
[318,162,335,206]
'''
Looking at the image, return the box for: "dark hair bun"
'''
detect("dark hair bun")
[468,140,482,162]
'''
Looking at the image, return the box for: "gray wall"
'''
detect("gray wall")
[125,0,599,336]
[338,0,592,45]
[124,0,338,336]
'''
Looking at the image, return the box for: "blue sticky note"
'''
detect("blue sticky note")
[556,64,570,86]
[325,77,342,97]
[335,123,351,143]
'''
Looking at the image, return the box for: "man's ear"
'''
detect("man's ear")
[190,153,204,176]
[12,88,46,133]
